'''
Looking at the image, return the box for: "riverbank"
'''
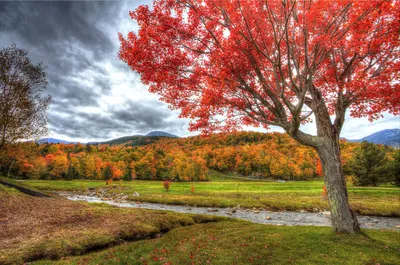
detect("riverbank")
[2,183,399,265]
[21,178,400,217]
[0,184,223,265]
[61,192,400,230]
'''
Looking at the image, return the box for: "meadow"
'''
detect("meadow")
[34,221,400,265]
[0,184,222,265]
[22,171,400,217]
[1,182,399,265]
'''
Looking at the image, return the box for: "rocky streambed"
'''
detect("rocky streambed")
[58,191,400,230]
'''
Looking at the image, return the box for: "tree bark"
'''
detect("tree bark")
[7,159,15,178]
[316,135,360,233]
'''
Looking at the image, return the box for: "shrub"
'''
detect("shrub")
[321,185,327,200]
[163,180,171,192]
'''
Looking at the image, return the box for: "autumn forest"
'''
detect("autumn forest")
[1,132,398,184]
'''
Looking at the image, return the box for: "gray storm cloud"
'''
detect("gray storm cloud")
[0,1,189,141]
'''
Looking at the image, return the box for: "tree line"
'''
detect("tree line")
[1,132,398,185]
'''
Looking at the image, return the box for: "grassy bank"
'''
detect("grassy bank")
[0,184,224,265]
[21,173,400,217]
[34,221,400,265]
[2,180,399,265]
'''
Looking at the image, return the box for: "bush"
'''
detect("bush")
[321,185,327,200]
[163,180,171,192]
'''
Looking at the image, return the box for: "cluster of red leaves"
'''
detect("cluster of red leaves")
[163,180,171,192]
[322,185,328,199]
[120,0,400,133]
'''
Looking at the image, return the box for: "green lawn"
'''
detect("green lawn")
[2,180,399,265]
[21,172,400,217]
[34,221,400,265]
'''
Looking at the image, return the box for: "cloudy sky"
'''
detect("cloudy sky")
[0,1,398,142]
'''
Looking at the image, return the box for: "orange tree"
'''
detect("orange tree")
[119,0,399,233]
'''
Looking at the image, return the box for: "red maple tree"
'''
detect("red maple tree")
[119,0,399,233]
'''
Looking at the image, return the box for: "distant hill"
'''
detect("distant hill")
[37,138,78,145]
[88,131,178,146]
[146,131,178,138]
[88,135,141,145]
[346,129,400,148]
[37,131,179,146]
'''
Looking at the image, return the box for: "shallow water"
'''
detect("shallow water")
[60,192,400,230]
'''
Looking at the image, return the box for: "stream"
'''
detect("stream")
[59,192,400,230]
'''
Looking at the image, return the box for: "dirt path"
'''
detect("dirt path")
[59,192,400,230]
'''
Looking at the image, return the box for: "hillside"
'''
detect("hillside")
[37,138,78,145]
[91,131,178,146]
[12,131,397,182]
[347,129,400,148]
[146,131,178,137]
[40,131,178,147]
[89,135,172,146]
[0,132,365,182]
[39,129,400,148]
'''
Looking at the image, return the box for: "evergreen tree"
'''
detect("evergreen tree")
[102,166,112,180]
[350,142,391,186]
[389,150,400,186]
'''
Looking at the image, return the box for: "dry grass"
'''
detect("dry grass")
[0,185,223,264]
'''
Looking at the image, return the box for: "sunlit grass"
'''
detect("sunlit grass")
[34,221,400,265]
[21,172,400,217]
[2,180,399,265]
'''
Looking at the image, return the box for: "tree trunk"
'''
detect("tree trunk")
[7,159,15,178]
[317,136,360,233]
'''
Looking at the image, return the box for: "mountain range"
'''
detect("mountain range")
[37,131,178,146]
[346,129,399,148]
[37,138,79,145]
[38,129,399,147]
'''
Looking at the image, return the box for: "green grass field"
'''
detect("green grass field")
[2,177,399,265]
[34,221,400,265]
[21,171,400,217]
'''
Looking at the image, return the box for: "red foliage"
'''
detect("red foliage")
[163,180,171,192]
[22,162,33,172]
[119,2,399,232]
[111,166,123,179]
[316,159,323,177]
[44,154,55,164]
[119,0,399,134]
[322,185,328,198]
